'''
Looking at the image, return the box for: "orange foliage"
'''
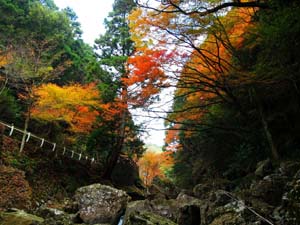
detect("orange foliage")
[31,83,101,133]
[124,48,172,107]
[165,8,256,151]
[0,51,12,67]
[138,150,174,186]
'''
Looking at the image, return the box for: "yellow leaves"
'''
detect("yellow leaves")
[0,51,13,67]
[33,83,99,108]
[31,83,101,133]
[138,150,174,186]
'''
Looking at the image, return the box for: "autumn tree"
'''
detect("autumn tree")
[31,83,101,134]
[0,1,75,151]
[126,0,300,186]
[0,0,105,152]
[138,150,173,186]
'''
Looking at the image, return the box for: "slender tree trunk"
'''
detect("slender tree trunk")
[20,110,30,152]
[259,108,279,160]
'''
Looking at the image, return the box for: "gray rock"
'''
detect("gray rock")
[74,184,130,224]
[123,194,201,225]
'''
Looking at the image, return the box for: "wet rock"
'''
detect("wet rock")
[0,209,44,225]
[74,183,130,224]
[0,166,32,210]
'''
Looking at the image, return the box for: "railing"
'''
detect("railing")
[0,120,97,165]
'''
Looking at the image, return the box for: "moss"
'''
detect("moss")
[0,210,44,225]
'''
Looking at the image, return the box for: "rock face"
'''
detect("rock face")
[0,165,32,210]
[74,183,130,224]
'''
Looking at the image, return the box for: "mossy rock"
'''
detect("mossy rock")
[124,211,178,225]
[0,210,44,225]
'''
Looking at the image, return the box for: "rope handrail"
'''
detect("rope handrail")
[0,120,97,165]
[221,190,274,225]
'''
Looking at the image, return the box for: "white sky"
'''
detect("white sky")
[54,0,114,45]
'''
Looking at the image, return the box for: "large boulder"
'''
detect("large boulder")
[0,165,32,210]
[74,184,130,224]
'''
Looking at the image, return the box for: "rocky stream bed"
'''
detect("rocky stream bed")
[1,159,300,225]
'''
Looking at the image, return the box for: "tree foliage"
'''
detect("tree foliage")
[138,150,174,186]
[31,83,100,133]
[129,0,300,187]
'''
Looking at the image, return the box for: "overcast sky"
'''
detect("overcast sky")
[54,0,114,45]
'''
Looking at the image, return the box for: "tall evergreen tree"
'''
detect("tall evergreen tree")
[92,0,143,179]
